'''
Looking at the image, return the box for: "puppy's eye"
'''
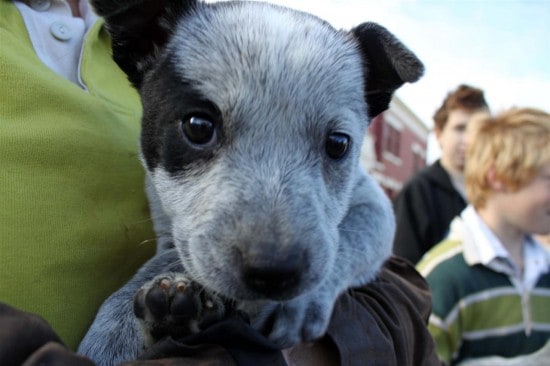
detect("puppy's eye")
[325,133,350,160]
[181,116,215,145]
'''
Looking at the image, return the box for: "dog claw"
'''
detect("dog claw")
[134,273,228,343]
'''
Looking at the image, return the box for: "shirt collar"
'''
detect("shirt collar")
[460,205,508,266]
[15,0,98,29]
[460,205,550,282]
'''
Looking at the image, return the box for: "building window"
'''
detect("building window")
[410,143,426,173]
[383,123,401,157]
[413,151,424,172]
[370,115,384,161]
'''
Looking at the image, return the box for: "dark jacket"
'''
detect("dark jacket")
[0,257,440,366]
[393,160,467,264]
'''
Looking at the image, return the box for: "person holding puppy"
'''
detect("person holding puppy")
[0,0,156,351]
[1,1,440,365]
[417,107,550,364]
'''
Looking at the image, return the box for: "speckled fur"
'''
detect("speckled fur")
[78,1,423,365]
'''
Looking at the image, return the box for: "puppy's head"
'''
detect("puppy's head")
[93,0,423,300]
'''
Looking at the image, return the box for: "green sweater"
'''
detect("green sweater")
[418,238,550,365]
[0,1,155,349]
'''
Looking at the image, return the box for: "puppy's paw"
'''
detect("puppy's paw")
[134,273,226,347]
[257,291,334,348]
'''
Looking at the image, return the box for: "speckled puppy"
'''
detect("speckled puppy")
[78,1,424,365]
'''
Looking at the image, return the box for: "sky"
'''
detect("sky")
[209,0,549,159]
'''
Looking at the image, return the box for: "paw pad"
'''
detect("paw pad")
[133,273,228,342]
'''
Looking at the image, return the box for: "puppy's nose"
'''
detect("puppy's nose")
[243,259,302,297]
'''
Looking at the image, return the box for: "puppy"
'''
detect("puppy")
[78,1,424,364]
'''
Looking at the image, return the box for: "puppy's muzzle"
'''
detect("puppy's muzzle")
[239,246,305,299]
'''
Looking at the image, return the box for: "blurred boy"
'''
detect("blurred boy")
[418,107,550,364]
[393,84,489,264]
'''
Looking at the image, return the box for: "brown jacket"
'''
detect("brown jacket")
[0,257,440,366]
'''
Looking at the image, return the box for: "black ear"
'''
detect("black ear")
[91,0,199,88]
[351,22,424,119]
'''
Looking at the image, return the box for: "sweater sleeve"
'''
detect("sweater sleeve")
[417,244,465,365]
[428,318,455,365]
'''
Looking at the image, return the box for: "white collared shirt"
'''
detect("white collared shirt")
[13,0,98,87]
[456,205,550,292]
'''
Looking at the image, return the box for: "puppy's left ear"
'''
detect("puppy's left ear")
[351,22,424,119]
[91,0,198,88]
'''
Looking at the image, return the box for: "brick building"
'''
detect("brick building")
[361,97,429,200]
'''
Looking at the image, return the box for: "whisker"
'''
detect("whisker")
[338,227,370,233]
[138,238,157,246]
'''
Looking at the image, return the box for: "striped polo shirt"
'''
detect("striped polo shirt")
[417,206,550,365]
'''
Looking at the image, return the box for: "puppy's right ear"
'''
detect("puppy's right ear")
[91,0,199,88]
